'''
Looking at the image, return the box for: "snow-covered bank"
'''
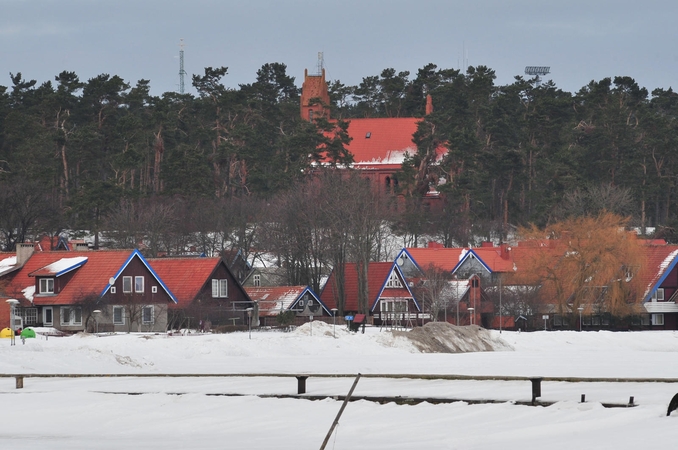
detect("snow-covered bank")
[1,326,678,449]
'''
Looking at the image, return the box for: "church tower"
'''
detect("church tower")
[300,68,330,121]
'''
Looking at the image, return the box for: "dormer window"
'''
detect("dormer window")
[39,278,54,294]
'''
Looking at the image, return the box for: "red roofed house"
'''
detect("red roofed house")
[301,68,445,199]
[396,239,678,330]
[149,257,254,331]
[245,285,329,326]
[320,262,421,326]
[2,248,176,333]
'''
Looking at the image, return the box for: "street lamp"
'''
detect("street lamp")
[331,308,338,338]
[6,299,19,346]
[93,310,101,334]
[246,307,253,340]
[578,306,584,332]
[468,307,475,326]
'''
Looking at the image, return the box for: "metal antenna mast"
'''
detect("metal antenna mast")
[524,66,550,86]
[316,52,324,75]
[179,39,186,94]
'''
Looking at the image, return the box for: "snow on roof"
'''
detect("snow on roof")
[0,256,16,270]
[22,285,35,302]
[0,255,17,276]
[643,248,678,300]
[32,256,88,277]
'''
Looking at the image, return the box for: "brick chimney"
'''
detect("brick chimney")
[16,242,34,266]
[74,243,89,251]
[425,94,433,115]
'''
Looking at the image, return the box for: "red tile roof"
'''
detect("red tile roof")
[245,286,308,316]
[5,250,134,304]
[404,247,464,272]
[320,262,413,312]
[638,243,678,302]
[148,257,222,308]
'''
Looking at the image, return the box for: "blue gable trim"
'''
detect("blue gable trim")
[644,251,678,303]
[451,249,492,275]
[288,287,332,315]
[99,249,178,303]
[55,258,88,277]
[394,248,425,275]
[370,263,421,312]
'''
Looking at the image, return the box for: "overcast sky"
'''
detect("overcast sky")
[2,0,676,97]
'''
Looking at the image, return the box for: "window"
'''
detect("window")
[641,315,650,326]
[135,276,144,293]
[309,109,314,120]
[380,299,408,312]
[385,273,403,288]
[39,278,54,294]
[211,279,228,298]
[43,307,53,326]
[113,306,125,325]
[652,288,665,301]
[652,313,665,326]
[110,286,116,294]
[299,300,305,307]
[151,286,157,294]
[22,308,37,325]
[142,306,154,324]
[122,276,132,293]
[253,274,261,287]
[60,307,82,326]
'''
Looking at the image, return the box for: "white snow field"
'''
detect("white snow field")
[2,322,678,449]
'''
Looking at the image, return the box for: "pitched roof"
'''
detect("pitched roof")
[639,243,678,302]
[401,247,465,273]
[5,250,134,304]
[148,257,222,308]
[320,262,417,312]
[341,118,420,169]
[245,285,329,316]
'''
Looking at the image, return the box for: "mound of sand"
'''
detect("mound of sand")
[386,322,513,353]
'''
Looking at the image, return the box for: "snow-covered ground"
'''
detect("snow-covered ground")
[1,323,678,449]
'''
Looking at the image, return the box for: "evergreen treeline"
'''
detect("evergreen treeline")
[1,62,678,254]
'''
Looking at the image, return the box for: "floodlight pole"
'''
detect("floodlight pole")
[499,274,502,334]
[6,299,19,346]
[246,308,253,340]
[578,307,584,332]
[331,308,338,338]
[93,310,101,334]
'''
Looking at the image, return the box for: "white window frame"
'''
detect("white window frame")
[22,308,38,325]
[211,279,228,298]
[113,306,125,325]
[43,307,53,326]
[142,305,154,325]
[253,274,261,287]
[380,299,409,313]
[122,276,132,293]
[151,286,157,294]
[652,288,665,302]
[39,278,55,294]
[110,286,116,294]
[60,307,82,326]
[135,276,144,293]
[385,272,403,288]
[652,313,665,326]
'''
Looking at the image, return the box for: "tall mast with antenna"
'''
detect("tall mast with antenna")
[316,52,324,75]
[179,39,186,94]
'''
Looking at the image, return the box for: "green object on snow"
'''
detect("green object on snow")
[20,328,36,338]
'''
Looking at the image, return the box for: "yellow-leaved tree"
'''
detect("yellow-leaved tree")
[516,213,646,318]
